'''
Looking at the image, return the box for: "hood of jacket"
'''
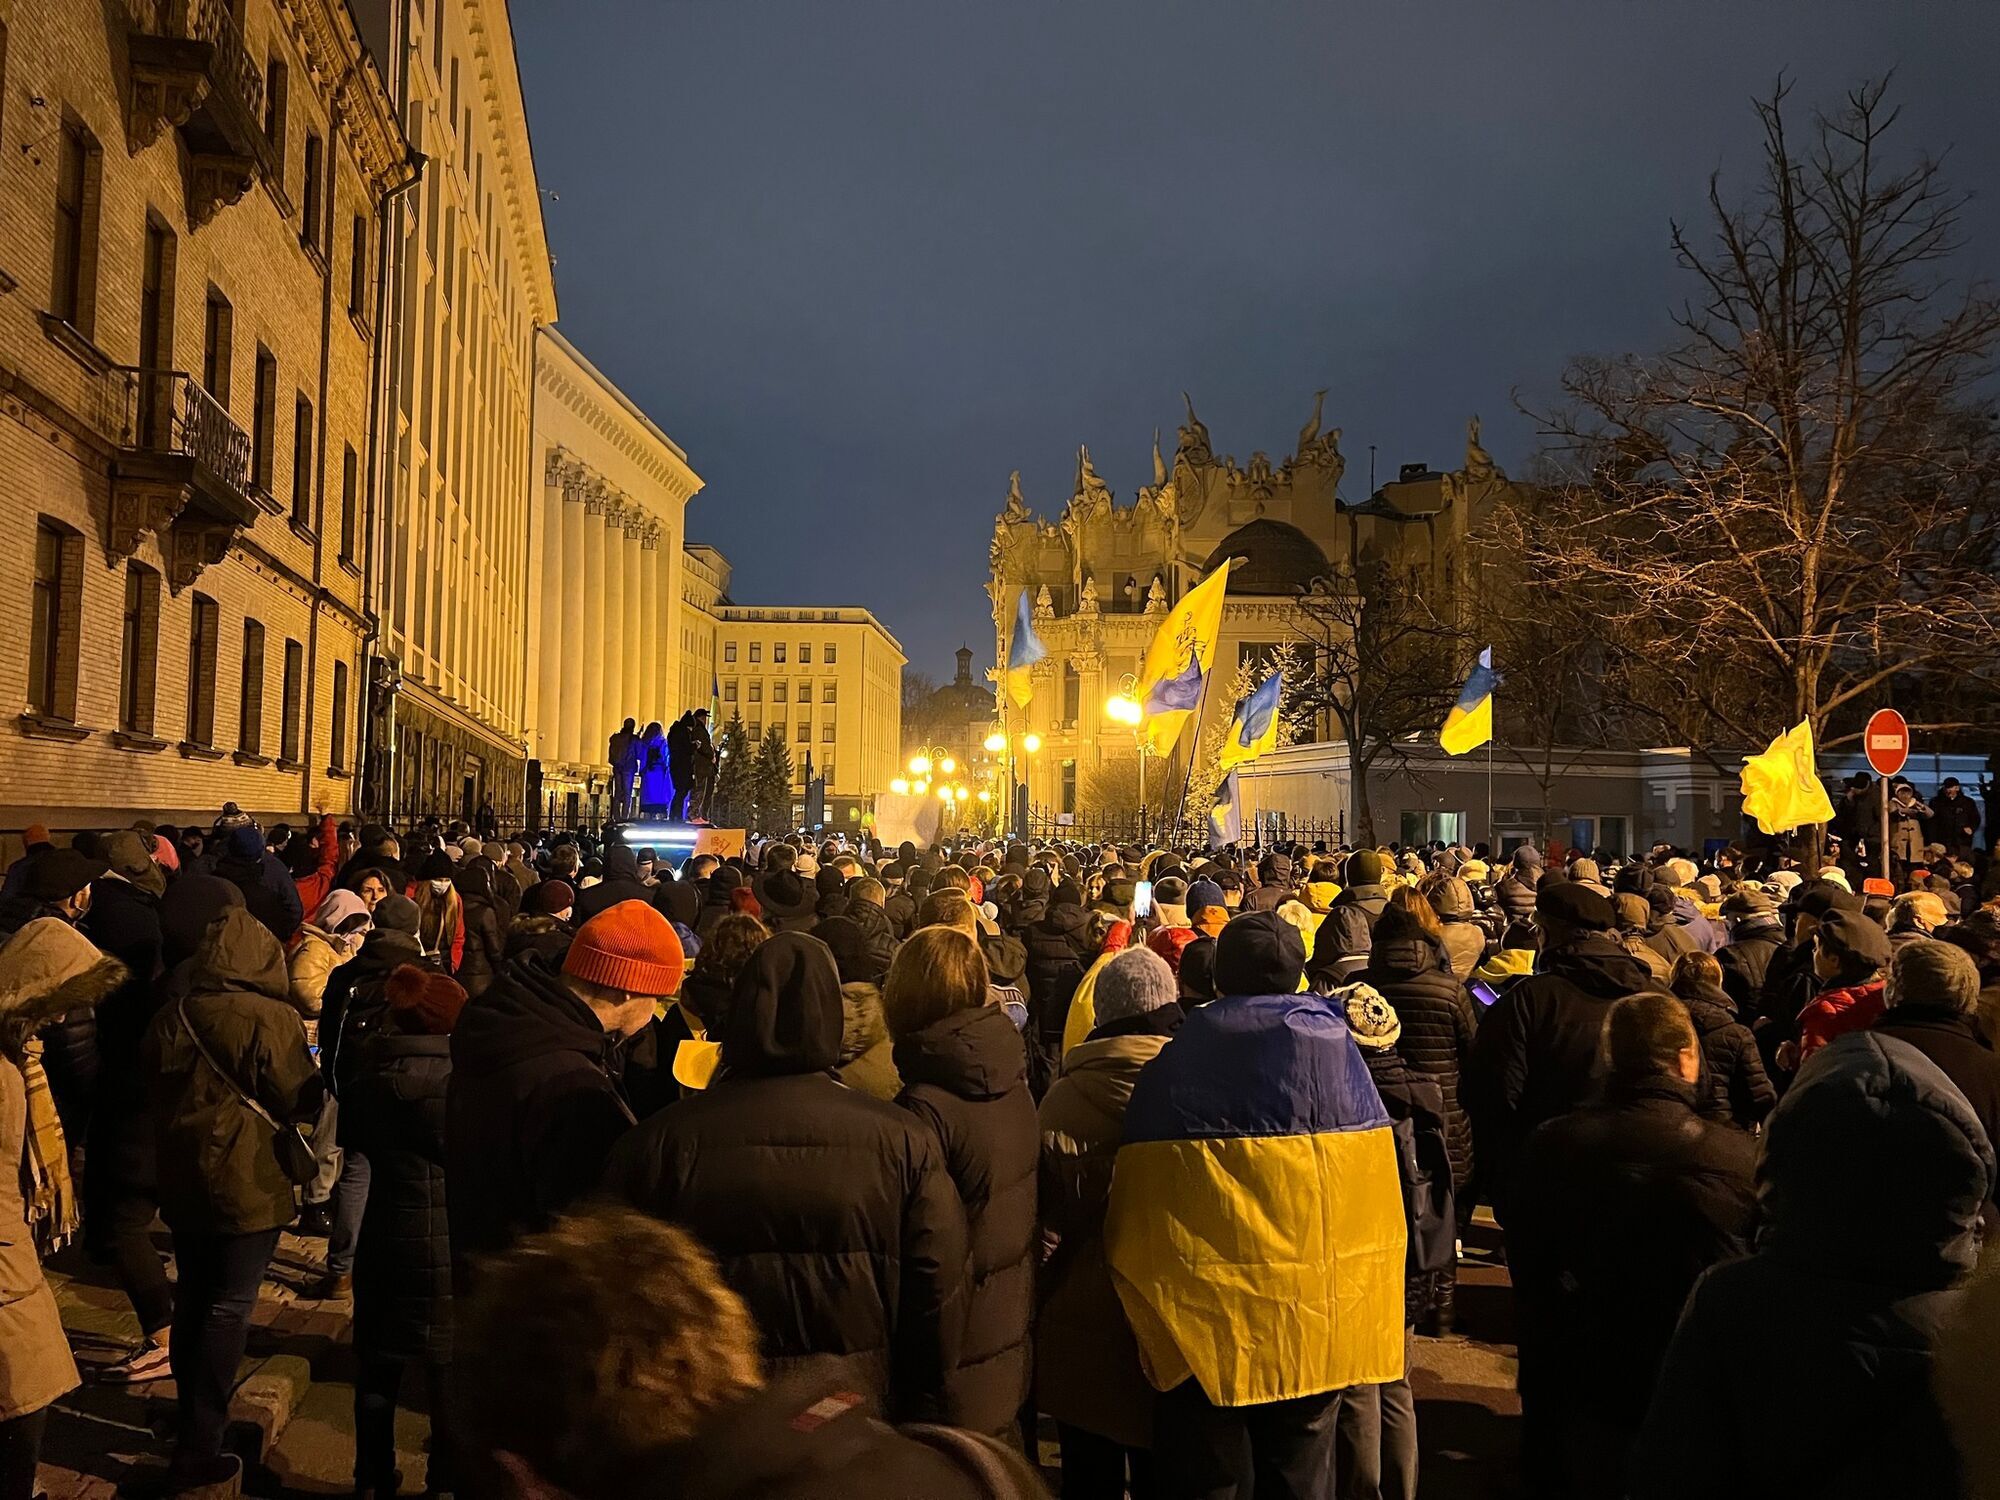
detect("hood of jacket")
[717,931,842,1077]
[892,1002,1027,1101]
[839,980,889,1065]
[980,929,1029,985]
[1332,882,1388,914]
[1053,1030,1170,1120]
[604,846,640,883]
[0,917,128,1054]
[187,906,291,1003]
[1542,932,1659,998]
[1300,880,1342,915]
[1759,1030,1995,1289]
[450,955,619,1082]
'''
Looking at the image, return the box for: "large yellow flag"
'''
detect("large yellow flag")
[1136,561,1231,757]
[1740,720,1835,834]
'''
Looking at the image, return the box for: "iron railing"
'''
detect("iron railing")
[119,369,251,498]
[130,0,264,129]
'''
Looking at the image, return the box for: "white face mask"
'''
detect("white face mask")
[429,878,452,894]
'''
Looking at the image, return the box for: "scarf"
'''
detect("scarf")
[18,1039,75,1254]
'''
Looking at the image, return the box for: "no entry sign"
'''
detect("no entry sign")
[1865,708,1910,778]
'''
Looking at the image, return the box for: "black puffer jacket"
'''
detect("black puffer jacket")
[342,1025,452,1362]
[1510,1078,1755,1443]
[602,933,969,1421]
[446,955,636,1269]
[1494,867,1540,926]
[1469,934,1661,1213]
[1316,882,1389,979]
[893,1004,1038,1437]
[1676,981,1776,1131]
[80,880,164,1180]
[575,847,654,925]
[1355,905,1479,1189]
[451,857,508,999]
[1631,1033,1996,1500]
[503,912,573,968]
[1025,901,1097,1055]
[322,928,430,1093]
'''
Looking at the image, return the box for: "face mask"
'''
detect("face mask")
[429,878,452,894]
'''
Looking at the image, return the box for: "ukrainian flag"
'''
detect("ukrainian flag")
[1439,645,1497,756]
[1003,589,1046,710]
[1220,669,1284,771]
[1208,768,1242,850]
[1137,560,1231,757]
[1740,719,1835,834]
[1105,993,1408,1405]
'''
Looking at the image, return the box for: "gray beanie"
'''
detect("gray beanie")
[1093,946,1179,1026]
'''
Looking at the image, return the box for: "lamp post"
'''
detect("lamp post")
[1106,672,1149,843]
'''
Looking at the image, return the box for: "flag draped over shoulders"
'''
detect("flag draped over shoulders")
[1104,992,1407,1406]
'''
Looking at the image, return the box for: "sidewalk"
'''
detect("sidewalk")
[38,1229,351,1499]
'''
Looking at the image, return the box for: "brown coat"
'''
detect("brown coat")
[1035,1029,1171,1448]
[0,1053,78,1419]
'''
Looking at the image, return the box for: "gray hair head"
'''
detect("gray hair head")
[1887,939,1982,1017]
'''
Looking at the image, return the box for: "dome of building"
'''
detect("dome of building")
[1203,519,1331,595]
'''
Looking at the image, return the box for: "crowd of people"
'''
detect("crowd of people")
[2,800,1999,1500]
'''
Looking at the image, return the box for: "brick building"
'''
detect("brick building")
[0,0,410,837]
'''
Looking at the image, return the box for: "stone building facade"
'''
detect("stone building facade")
[352,0,555,827]
[987,396,1508,822]
[527,326,701,823]
[0,0,408,833]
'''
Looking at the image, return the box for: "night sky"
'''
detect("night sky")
[510,2,1997,679]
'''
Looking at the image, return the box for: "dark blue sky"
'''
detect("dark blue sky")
[511,3,1997,679]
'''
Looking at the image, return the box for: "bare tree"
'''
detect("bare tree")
[1290,566,1466,846]
[1508,79,2000,767]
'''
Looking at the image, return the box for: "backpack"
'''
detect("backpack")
[1390,1080,1457,1277]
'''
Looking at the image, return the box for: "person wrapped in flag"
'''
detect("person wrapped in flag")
[1004,589,1047,710]
[1440,646,1498,756]
[1105,911,1407,1483]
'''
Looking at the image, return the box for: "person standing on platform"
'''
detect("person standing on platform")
[668,714,697,823]
[688,709,718,824]
[608,719,639,824]
[637,722,671,820]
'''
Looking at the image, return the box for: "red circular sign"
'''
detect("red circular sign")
[1865,708,1910,778]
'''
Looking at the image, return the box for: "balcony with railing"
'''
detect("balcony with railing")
[123,0,271,224]
[110,370,258,591]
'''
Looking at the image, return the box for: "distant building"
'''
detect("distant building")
[527,328,702,822]
[903,645,1001,797]
[0,0,409,833]
[353,0,557,826]
[987,396,1509,821]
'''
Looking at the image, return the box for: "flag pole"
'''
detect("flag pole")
[1485,734,1494,850]
[1171,667,1215,844]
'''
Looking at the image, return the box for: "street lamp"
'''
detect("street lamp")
[1106,672,1152,842]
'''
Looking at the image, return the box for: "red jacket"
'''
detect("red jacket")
[1797,979,1886,1060]
[291,815,339,922]
[1147,925,1199,975]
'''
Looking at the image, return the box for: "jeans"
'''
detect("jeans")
[1059,1422,1159,1499]
[325,1148,372,1277]
[1332,1332,1418,1500]
[1155,1378,1342,1500]
[0,1409,48,1500]
[167,1227,283,1467]
[355,1353,456,1492]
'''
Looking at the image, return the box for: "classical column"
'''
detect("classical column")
[580,483,609,772]
[559,466,587,766]
[602,494,629,752]
[536,450,570,767]
[623,512,645,721]
[638,524,661,722]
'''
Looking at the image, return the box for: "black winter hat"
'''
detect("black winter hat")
[1213,910,1307,997]
[25,847,108,902]
[1536,881,1616,932]
[373,893,421,936]
[1645,885,1677,919]
[417,851,455,881]
[1343,849,1388,887]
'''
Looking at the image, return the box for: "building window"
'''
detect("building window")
[747,721,762,743]
[824,643,837,665]
[51,115,101,334]
[773,681,787,705]
[280,638,303,763]
[822,679,836,703]
[28,521,81,720]
[187,593,219,745]
[748,681,761,703]
[330,660,349,770]
[724,641,736,663]
[800,643,812,665]
[264,54,288,173]
[774,643,787,664]
[796,721,809,742]
[300,131,324,253]
[349,215,368,317]
[1062,663,1081,724]
[291,394,314,525]
[1061,758,1077,815]
[119,563,161,734]
[136,217,177,445]
[339,445,358,561]
[238,620,265,754]
[202,288,233,404]
[821,721,835,742]
[749,642,761,664]
[251,347,276,492]
[723,680,737,703]
[798,682,812,705]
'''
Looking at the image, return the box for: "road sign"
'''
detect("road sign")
[1865,708,1910,778]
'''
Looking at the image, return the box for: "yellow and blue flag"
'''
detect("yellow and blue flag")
[1439,646,1497,756]
[1137,560,1231,756]
[1208,769,1242,850]
[1740,719,1835,834]
[1105,992,1408,1405]
[1220,670,1285,772]
[1003,590,1046,710]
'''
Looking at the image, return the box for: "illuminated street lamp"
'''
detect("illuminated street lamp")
[1106,671,1152,841]
[1022,732,1041,754]
[890,777,910,796]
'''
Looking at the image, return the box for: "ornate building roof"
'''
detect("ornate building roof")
[1204,519,1331,597]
